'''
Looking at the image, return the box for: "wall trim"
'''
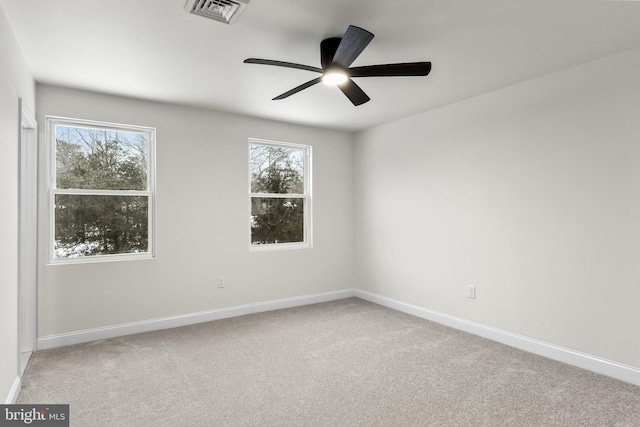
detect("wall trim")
[35,288,639,387]
[37,289,356,350]
[354,289,640,387]
[5,376,21,404]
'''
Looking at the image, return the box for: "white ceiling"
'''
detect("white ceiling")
[2,0,640,132]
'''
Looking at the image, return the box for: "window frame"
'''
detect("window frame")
[248,138,312,251]
[46,116,156,264]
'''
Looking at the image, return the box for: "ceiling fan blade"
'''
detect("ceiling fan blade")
[338,79,370,106]
[244,58,322,74]
[273,77,323,100]
[349,62,432,77]
[320,37,341,69]
[331,25,374,68]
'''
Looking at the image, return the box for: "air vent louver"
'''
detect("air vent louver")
[184,0,249,24]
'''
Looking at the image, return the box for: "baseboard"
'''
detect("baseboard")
[354,289,640,387]
[5,376,21,404]
[35,287,640,387]
[37,289,356,350]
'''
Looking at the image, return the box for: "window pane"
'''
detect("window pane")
[250,144,304,194]
[56,125,149,190]
[251,197,304,245]
[54,194,149,258]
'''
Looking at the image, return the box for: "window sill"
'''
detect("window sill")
[249,242,312,252]
[47,252,155,265]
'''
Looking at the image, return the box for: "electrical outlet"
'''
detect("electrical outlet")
[217,276,225,288]
[467,285,476,299]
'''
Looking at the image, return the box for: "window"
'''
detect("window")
[249,139,312,250]
[47,117,156,263]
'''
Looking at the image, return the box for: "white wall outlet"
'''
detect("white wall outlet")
[217,276,225,288]
[467,285,476,299]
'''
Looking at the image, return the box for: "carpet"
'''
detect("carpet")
[17,298,640,426]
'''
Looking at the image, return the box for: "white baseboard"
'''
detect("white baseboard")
[354,289,640,387]
[35,287,640,387]
[37,289,356,350]
[5,376,21,404]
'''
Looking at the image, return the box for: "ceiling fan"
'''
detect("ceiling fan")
[244,25,432,106]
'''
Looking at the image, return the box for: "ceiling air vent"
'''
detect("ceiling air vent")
[184,0,249,24]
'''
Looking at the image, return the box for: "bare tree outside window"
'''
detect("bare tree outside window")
[249,142,311,247]
[49,119,155,261]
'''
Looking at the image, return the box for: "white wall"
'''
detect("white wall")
[354,48,640,369]
[36,85,355,337]
[0,4,35,402]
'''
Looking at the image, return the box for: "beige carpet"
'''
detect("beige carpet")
[18,298,640,426]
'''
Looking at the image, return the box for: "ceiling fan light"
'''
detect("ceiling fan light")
[322,70,349,86]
